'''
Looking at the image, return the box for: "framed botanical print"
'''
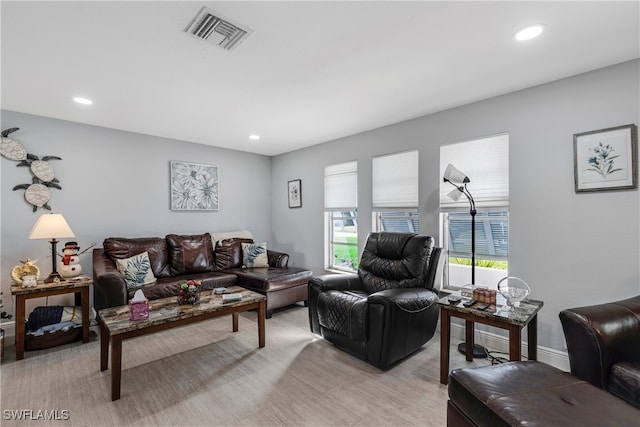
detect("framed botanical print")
[573,124,637,192]
[288,179,302,208]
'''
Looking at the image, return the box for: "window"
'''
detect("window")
[372,150,419,233]
[440,134,509,289]
[374,211,419,232]
[325,161,358,272]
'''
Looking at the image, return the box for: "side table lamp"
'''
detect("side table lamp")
[28,213,75,284]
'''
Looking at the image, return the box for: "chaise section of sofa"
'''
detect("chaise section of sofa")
[93,232,312,318]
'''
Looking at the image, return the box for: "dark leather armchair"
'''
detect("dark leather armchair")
[308,232,443,369]
[559,295,640,409]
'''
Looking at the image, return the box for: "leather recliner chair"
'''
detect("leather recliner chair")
[308,232,443,369]
[559,295,640,409]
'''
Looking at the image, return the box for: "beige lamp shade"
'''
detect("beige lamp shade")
[29,213,75,239]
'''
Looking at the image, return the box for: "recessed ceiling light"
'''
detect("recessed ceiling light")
[73,97,93,105]
[514,24,545,41]
[249,134,260,140]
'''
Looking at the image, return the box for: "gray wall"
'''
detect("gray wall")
[0,111,272,311]
[271,59,640,352]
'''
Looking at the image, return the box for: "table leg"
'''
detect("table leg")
[465,320,474,362]
[100,320,109,371]
[258,300,265,348]
[232,312,239,332]
[15,295,25,360]
[527,314,538,360]
[508,325,522,361]
[440,307,451,385]
[81,288,90,343]
[111,335,122,401]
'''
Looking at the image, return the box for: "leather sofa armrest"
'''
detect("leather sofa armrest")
[559,295,640,390]
[267,250,289,268]
[92,248,128,310]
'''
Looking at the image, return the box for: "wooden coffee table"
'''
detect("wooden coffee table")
[98,286,266,400]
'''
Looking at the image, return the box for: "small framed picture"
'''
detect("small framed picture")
[573,124,637,192]
[288,179,302,208]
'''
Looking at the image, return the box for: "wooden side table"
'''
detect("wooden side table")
[438,295,544,385]
[11,278,92,360]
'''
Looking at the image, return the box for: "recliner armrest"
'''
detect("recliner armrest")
[559,295,640,390]
[308,274,364,334]
[309,273,364,292]
[368,288,438,312]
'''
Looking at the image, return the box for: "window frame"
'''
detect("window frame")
[326,210,359,273]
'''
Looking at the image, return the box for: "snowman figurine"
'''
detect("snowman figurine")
[59,241,82,278]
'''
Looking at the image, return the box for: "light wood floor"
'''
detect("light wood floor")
[0,304,488,426]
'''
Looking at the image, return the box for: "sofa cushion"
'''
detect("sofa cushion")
[214,238,252,270]
[242,241,269,268]
[115,251,157,290]
[104,237,171,278]
[609,361,640,409]
[166,233,216,275]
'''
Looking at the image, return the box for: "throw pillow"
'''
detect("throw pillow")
[166,233,216,275]
[241,242,269,268]
[115,251,157,290]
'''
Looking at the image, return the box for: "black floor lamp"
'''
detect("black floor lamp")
[443,163,488,358]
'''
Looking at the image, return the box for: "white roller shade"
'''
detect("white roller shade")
[373,150,419,209]
[325,161,357,210]
[440,134,509,211]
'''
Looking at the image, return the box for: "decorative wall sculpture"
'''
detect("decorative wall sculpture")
[0,127,63,211]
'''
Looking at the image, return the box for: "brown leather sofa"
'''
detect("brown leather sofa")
[559,295,640,409]
[93,233,312,318]
[447,361,639,427]
[447,295,640,426]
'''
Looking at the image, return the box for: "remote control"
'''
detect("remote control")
[463,299,477,308]
[476,303,491,311]
[447,296,462,304]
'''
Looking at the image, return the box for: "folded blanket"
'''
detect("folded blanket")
[211,230,253,246]
[28,321,79,336]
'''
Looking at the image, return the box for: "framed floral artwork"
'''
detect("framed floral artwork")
[170,161,218,210]
[288,179,302,208]
[573,124,637,192]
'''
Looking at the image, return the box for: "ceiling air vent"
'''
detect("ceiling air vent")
[185,7,253,51]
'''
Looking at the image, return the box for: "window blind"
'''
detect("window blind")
[372,150,419,209]
[325,160,357,210]
[439,134,509,211]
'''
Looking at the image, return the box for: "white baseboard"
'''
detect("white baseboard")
[449,322,570,371]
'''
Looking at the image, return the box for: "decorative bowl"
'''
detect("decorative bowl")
[497,277,530,309]
[177,280,201,305]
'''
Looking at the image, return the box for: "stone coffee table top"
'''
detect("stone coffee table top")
[98,285,265,335]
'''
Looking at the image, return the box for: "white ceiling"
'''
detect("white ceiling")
[2,1,639,156]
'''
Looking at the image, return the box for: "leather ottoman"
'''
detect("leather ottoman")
[447,361,640,427]
[225,266,313,318]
